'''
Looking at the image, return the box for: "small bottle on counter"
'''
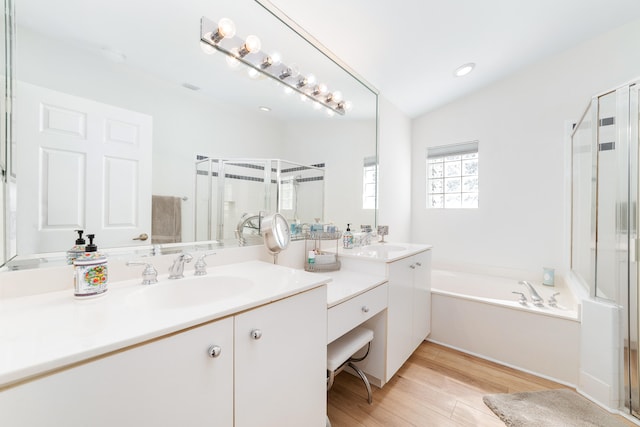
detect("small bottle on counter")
[66,229,86,265]
[73,234,108,299]
[343,224,354,249]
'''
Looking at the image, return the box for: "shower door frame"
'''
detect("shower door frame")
[630,81,640,418]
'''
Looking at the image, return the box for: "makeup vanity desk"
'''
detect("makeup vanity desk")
[323,242,432,388]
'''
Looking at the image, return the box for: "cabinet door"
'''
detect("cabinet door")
[412,250,432,347]
[386,256,415,380]
[0,318,234,427]
[234,286,327,427]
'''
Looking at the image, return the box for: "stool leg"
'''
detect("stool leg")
[348,362,373,404]
[327,370,336,391]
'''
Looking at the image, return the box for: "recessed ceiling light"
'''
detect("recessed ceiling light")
[454,62,475,77]
[259,106,271,112]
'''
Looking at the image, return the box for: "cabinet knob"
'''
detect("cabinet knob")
[361,306,370,313]
[207,345,222,358]
[415,262,422,267]
[251,329,263,340]
[409,264,416,269]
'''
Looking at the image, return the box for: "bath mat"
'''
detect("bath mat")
[483,389,629,427]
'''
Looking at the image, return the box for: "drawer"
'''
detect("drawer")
[327,282,388,343]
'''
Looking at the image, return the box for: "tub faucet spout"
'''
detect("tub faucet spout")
[519,281,544,307]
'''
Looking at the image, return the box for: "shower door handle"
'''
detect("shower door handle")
[133,233,149,241]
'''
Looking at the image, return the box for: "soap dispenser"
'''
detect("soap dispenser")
[73,234,109,298]
[66,229,86,265]
[343,224,354,249]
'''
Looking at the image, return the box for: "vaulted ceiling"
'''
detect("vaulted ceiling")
[270,0,640,117]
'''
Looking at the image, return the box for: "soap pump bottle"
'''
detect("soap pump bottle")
[343,224,354,249]
[73,234,109,298]
[66,229,86,265]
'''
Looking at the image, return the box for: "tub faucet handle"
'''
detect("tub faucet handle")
[512,291,528,306]
[548,292,560,307]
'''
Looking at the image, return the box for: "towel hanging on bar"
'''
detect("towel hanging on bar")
[152,195,182,244]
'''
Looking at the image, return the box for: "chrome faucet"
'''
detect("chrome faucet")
[512,291,528,305]
[519,281,544,307]
[194,251,216,276]
[168,253,193,279]
[126,261,158,285]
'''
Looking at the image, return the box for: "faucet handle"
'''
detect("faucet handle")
[512,291,528,305]
[548,292,560,307]
[194,251,216,276]
[126,261,158,285]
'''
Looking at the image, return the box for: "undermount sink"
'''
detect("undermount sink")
[126,275,256,309]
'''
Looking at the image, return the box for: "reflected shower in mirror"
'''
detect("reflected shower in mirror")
[3,0,378,269]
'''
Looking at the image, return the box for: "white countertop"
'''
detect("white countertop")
[329,242,432,263]
[324,270,387,308]
[0,260,330,388]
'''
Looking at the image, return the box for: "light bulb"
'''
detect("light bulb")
[218,18,236,37]
[344,100,353,111]
[296,77,308,88]
[313,102,322,110]
[326,109,335,117]
[270,52,282,65]
[225,48,240,68]
[200,38,216,55]
[279,67,292,80]
[306,74,317,86]
[261,56,273,69]
[289,64,300,78]
[283,87,294,95]
[247,68,260,79]
[300,94,308,102]
[312,83,328,96]
[332,91,343,103]
[212,18,236,43]
[238,35,261,57]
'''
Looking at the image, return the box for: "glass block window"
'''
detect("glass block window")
[362,155,377,209]
[427,141,479,209]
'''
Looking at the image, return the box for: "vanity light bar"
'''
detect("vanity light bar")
[200,16,348,116]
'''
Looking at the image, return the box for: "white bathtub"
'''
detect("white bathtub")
[430,269,581,385]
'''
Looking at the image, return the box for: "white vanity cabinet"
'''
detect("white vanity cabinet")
[0,286,327,427]
[235,285,327,427]
[0,317,235,427]
[386,249,431,381]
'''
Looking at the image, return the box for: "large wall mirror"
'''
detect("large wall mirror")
[2,0,378,268]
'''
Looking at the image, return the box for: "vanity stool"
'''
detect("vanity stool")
[326,326,374,404]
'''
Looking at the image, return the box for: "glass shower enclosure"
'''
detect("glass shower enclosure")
[571,79,640,417]
[194,157,325,244]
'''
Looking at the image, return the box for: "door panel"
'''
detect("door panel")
[16,82,152,253]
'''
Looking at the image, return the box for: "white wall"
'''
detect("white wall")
[411,18,640,276]
[378,96,412,242]
[282,119,377,230]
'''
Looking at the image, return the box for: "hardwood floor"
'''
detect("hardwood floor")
[327,341,637,426]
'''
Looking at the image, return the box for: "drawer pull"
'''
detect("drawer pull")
[362,306,370,313]
[251,329,263,340]
[416,262,422,267]
[409,264,416,269]
[208,345,222,358]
